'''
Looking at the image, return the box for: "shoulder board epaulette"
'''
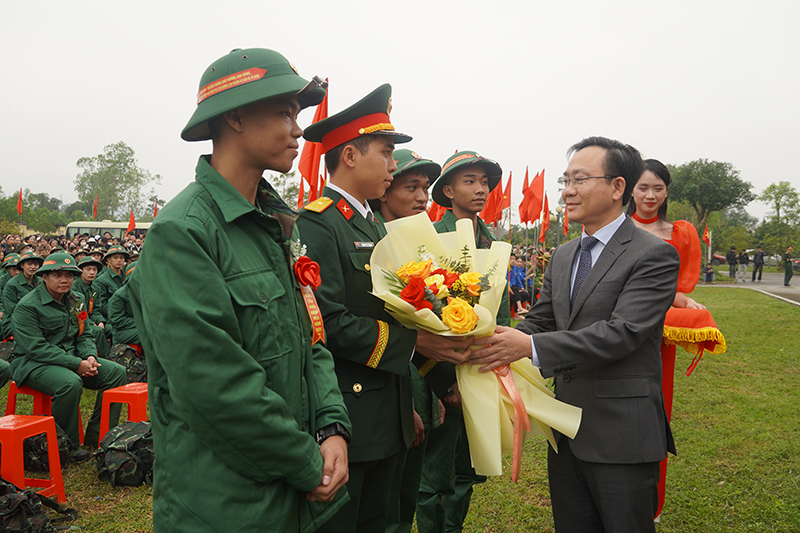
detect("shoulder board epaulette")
[304,197,333,213]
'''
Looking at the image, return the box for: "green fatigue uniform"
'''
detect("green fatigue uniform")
[298,187,417,532]
[0,358,10,388]
[417,208,511,533]
[784,249,794,286]
[128,156,350,533]
[108,277,139,346]
[72,274,111,358]
[10,283,126,448]
[1,272,40,339]
[93,267,125,322]
[0,253,21,316]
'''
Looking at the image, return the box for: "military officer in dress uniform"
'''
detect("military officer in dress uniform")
[9,252,126,454]
[1,251,44,339]
[128,48,350,533]
[297,85,471,533]
[417,151,511,533]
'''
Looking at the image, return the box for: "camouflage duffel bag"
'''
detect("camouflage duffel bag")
[94,421,154,488]
[22,422,71,472]
[0,476,78,532]
[0,341,14,362]
[107,343,147,383]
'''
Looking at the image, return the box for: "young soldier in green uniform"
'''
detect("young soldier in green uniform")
[418,151,511,533]
[127,48,350,533]
[372,149,451,533]
[9,253,126,453]
[784,245,794,286]
[93,245,128,320]
[297,86,471,533]
[73,256,110,357]
[1,251,44,339]
[108,264,139,346]
[0,253,21,319]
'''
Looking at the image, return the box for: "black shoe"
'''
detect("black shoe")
[69,449,91,463]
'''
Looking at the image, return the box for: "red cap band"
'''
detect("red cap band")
[320,113,392,152]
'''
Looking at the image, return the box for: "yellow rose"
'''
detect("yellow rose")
[459,271,483,297]
[424,274,450,299]
[441,297,480,334]
[396,259,433,282]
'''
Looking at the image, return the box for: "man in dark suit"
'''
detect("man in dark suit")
[471,137,679,532]
[297,85,470,533]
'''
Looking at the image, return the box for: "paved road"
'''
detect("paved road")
[710,269,799,306]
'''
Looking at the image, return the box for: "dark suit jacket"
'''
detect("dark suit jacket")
[517,216,679,464]
[297,187,416,462]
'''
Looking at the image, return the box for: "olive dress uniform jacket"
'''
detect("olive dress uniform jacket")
[1,274,39,339]
[128,157,351,533]
[10,286,95,385]
[297,186,417,462]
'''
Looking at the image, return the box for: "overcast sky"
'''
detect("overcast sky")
[2,0,798,224]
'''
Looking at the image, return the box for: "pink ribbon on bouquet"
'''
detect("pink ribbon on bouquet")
[492,364,531,483]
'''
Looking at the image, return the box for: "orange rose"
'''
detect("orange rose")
[441,297,480,334]
[459,272,483,297]
[396,259,433,282]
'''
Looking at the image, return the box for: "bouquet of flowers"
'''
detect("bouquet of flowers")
[371,213,582,482]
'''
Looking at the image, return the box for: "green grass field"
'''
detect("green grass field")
[2,287,798,532]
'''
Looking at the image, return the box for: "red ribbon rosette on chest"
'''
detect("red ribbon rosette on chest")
[293,257,325,345]
[77,310,89,336]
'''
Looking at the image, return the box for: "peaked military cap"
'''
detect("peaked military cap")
[18,251,44,266]
[182,48,327,142]
[103,245,130,261]
[2,253,20,268]
[431,150,502,208]
[392,149,440,181]
[38,252,81,275]
[78,256,103,270]
[304,84,411,153]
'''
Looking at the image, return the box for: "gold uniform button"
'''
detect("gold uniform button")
[352,383,362,393]
[364,264,371,271]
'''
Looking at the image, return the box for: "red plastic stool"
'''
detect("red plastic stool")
[0,415,67,503]
[99,382,149,443]
[5,381,84,445]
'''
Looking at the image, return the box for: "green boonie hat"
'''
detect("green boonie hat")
[392,149,441,181]
[47,246,64,256]
[182,48,327,142]
[304,84,411,153]
[125,263,137,277]
[103,245,130,262]
[37,252,81,275]
[18,251,44,266]
[431,150,502,208]
[78,256,103,270]
[3,253,20,268]
[15,243,33,254]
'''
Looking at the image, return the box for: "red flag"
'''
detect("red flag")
[563,204,569,236]
[527,169,545,224]
[539,193,550,243]
[154,202,158,218]
[93,195,98,219]
[127,209,135,236]
[480,178,501,226]
[518,167,530,224]
[495,171,512,224]
[16,189,22,216]
[298,79,329,207]
[428,201,446,222]
[296,177,305,210]
[702,224,710,246]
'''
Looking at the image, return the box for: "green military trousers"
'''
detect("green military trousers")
[21,358,126,448]
[416,405,486,533]
[785,267,794,285]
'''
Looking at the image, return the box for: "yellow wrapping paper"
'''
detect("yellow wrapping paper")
[370,212,582,478]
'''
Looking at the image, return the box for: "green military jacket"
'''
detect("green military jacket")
[297,186,416,462]
[108,283,138,345]
[10,285,94,386]
[0,270,12,314]
[128,156,349,533]
[93,269,124,320]
[72,276,105,325]
[434,210,511,328]
[1,274,39,339]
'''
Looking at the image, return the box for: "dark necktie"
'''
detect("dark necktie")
[571,236,599,310]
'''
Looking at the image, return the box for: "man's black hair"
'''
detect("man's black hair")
[568,136,644,206]
[324,135,376,175]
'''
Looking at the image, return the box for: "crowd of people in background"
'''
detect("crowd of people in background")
[0,231,146,263]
